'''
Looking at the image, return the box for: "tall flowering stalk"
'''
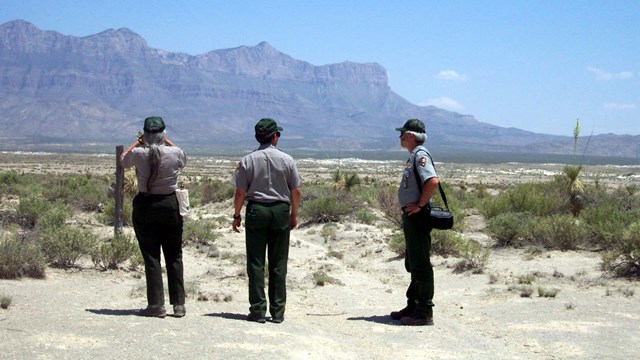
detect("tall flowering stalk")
[563,118,586,216]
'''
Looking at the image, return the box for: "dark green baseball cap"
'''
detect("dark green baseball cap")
[395,119,426,133]
[255,118,283,134]
[143,116,165,133]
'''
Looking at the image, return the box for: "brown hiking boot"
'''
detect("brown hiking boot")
[139,305,167,318]
[400,316,434,326]
[390,306,415,320]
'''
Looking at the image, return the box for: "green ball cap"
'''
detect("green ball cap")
[143,116,165,133]
[395,119,426,133]
[255,118,283,134]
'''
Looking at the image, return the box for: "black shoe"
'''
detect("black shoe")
[271,316,284,324]
[247,313,266,323]
[390,306,415,320]
[400,316,434,326]
[173,304,186,318]
[139,305,167,318]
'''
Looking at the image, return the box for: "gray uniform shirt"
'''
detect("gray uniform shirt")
[397,145,437,207]
[231,144,301,204]
[121,145,187,194]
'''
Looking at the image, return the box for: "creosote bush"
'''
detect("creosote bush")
[0,232,46,279]
[91,232,139,270]
[301,185,353,223]
[40,225,98,268]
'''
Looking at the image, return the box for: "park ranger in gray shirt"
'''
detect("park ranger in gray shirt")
[391,118,439,326]
[231,118,301,324]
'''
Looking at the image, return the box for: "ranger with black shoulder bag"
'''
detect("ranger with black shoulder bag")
[391,118,445,327]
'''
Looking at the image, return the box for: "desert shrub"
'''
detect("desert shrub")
[301,186,353,223]
[190,179,235,206]
[35,202,73,231]
[537,287,560,298]
[529,214,589,250]
[40,225,98,268]
[579,194,639,249]
[99,197,133,226]
[601,222,640,278]
[376,186,402,229]
[44,174,109,211]
[431,230,465,257]
[312,270,343,286]
[16,195,51,228]
[486,212,535,247]
[183,218,219,247]
[355,209,376,224]
[480,181,564,219]
[388,231,406,256]
[0,294,11,309]
[91,232,139,270]
[453,239,490,273]
[0,232,46,279]
[332,170,361,192]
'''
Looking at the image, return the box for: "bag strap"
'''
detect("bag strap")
[412,150,450,210]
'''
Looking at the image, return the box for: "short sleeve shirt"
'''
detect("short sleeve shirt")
[397,145,437,207]
[121,145,187,194]
[231,144,301,204]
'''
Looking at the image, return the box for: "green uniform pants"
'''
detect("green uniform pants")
[245,201,291,319]
[132,192,185,307]
[402,208,434,318]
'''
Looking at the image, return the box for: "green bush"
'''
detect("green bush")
[35,202,73,231]
[387,231,406,256]
[0,232,46,279]
[99,197,133,226]
[601,222,640,278]
[431,230,465,257]
[17,195,51,228]
[480,181,563,219]
[183,218,219,247]
[453,239,490,273]
[190,179,235,206]
[486,212,534,247]
[355,209,377,224]
[529,214,589,250]
[40,225,98,268]
[301,187,353,223]
[91,232,139,270]
[44,174,109,211]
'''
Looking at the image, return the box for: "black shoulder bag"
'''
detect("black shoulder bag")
[413,151,454,230]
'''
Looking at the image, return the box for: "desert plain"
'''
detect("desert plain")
[0,151,639,360]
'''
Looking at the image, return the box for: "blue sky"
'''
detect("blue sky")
[2,0,638,136]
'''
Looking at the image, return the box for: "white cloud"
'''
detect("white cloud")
[586,67,634,80]
[604,103,637,110]
[435,70,467,81]
[421,96,464,111]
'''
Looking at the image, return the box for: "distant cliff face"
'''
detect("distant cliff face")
[0,20,638,159]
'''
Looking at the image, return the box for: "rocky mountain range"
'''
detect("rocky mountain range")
[1,19,638,161]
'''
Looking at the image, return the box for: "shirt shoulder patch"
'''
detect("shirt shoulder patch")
[419,157,427,167]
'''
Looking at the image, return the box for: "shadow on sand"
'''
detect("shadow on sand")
[346,314,397,325]
[85,308,140,316]
[203,312,248,321]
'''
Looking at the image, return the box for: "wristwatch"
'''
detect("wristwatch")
[233,214,241,220]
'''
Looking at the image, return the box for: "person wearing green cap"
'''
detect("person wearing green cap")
[231,118,302,324]
[120,116,187,318]
[392,118,439,326]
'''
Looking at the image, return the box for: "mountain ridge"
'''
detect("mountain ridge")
[0,19,638,160]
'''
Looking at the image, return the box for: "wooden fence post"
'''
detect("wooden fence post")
[114,145,124,235]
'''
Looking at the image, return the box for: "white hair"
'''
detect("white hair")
[406,131,427,144]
